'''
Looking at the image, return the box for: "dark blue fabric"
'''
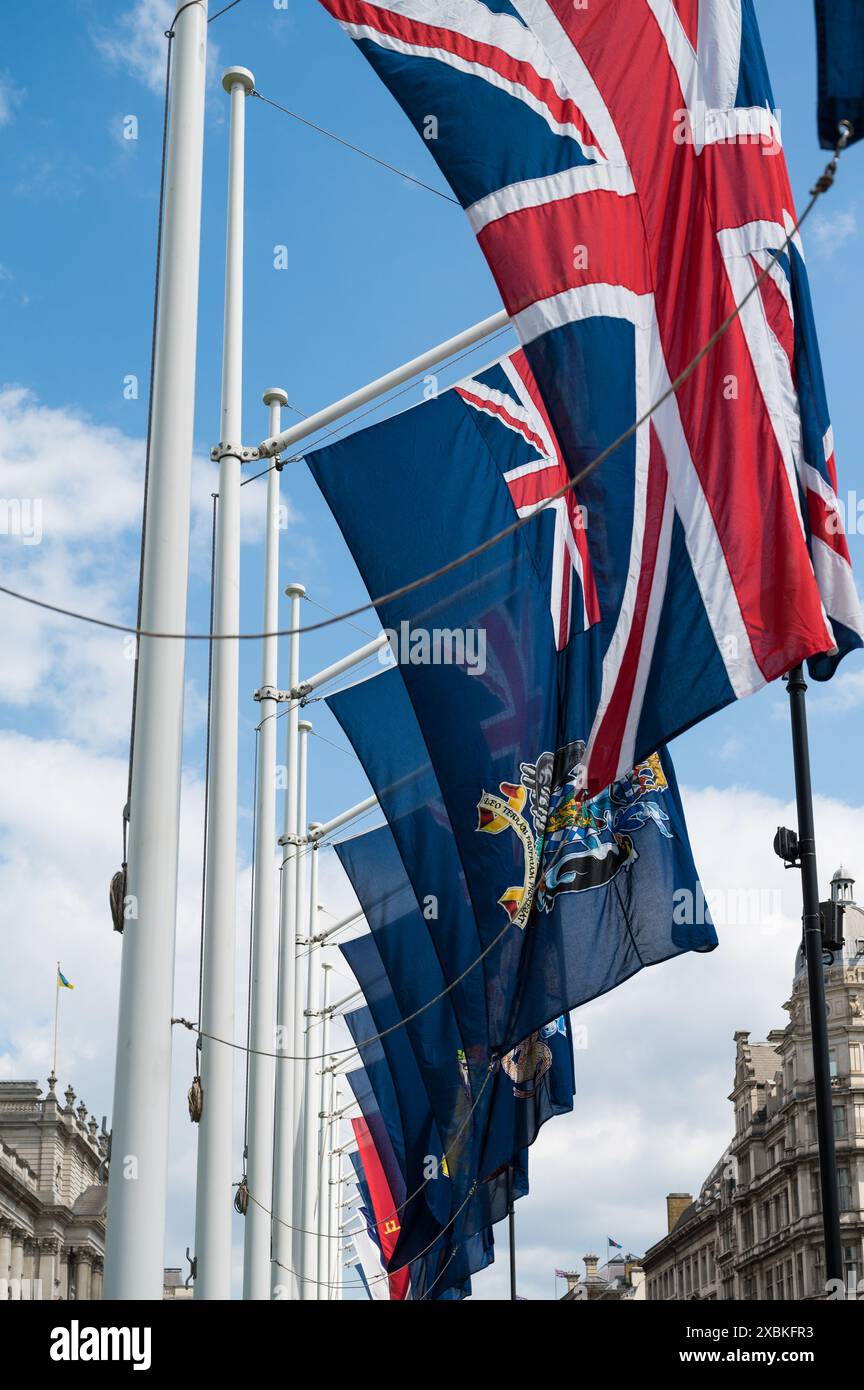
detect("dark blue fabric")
[330,681,575,1167]
[345,1059,479,1300]
[815,0,864,148]
[307,387,717,1054]
[335,813,573,1225]
[342,949,489,1297]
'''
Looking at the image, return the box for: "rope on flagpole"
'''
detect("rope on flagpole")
[0,128,851,647]
[271,1170,484,1294]
[188,491,218,1126]
[240,1057,496,1261]
[171,880,519,1062]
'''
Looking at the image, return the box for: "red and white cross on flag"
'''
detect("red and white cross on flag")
[456,349,600,650]
[319,0,863,791]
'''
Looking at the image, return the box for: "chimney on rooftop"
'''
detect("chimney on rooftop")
[666,1192,692,1233]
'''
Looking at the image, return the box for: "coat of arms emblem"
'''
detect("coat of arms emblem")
[477,741,672,928]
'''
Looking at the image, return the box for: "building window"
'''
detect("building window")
[843,1245,859,1295]
[796,1252,804,1298]
[854,1102,864,1136]
[776,1262,785,1301]
[850,1042,863,1073]
[788,1114,796,1147]
[765,1265,774,1300]
[808,1109,817,1144]
[833,1104,847,1139]
[738,1153,750,1184]
[791,1179,800,1221]
[809,1167,821,1215]
[838,1165,853,1212]
[781,1189,790,1228]
[762,1201,772,1238]
[829,1050,838,1080]
[813,1246,824,1296]
[742,1209,754,1249]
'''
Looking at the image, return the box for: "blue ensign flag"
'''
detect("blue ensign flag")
[335,815,575,1235]
[341,948,493,1297]
[318,548,714,1055]
[343,1008,490,1299]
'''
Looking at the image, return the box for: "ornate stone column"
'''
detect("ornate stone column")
[91,1259,104,1301]
[75,1249,93,1301]
[0,1220,11,1278]
[57,1250,70,1300]
[38,1237,59,1301]
[22,1237,38,1282]
[9,1229,25,1281]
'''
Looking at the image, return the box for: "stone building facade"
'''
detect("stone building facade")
[0,1076,108,1299]
[644,867,864,1301]
[560,1253,646,1300]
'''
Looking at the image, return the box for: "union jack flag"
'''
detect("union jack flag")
[318,0,863,793]
[457,349,599,649]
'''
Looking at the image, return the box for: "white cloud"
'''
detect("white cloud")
[0,385,228,746]
[93,0,221,96]
[808,666,864,714]
[0,263,28,306]
[0,71,24,127]
[807,206,858,258]
[466,783,864,1299]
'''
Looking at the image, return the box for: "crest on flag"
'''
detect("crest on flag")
[477,749,672,924]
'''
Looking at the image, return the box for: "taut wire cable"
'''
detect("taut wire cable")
[0,130,849,646]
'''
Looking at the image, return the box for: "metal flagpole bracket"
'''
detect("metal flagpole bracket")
[209,441,260,462]
[253,685,293,703]
[277,831,305,848]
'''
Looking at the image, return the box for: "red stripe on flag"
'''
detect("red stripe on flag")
[455,385,548,455]
[510,350,601,627]
[505,462,566,510]
[670,0,700,50]
[351,1116,410,1300]
[548,0,832,679]
[752,255,796,379]
[807,487,852,562]
[588,425,668,791]
[321,0,604,152]
[478,190,651,316]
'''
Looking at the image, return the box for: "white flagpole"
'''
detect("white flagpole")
[309,796,378,841]
[300,821,323,1299]
[292,718,311,1279]
[271,581,305,1298]
[290,634,388,701]
[194,63,255,1302]
[242,387,287,1300]
[52,963,61,1082]
[316,964,333,1293]
[103,0,209,1302]
[329,1092,342,1300]
[257,309,511,458]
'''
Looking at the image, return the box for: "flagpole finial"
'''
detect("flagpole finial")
[47,1072,57,1096]
[221,66,255,97]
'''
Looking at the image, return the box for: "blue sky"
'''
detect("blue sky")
[0,0,862,1300]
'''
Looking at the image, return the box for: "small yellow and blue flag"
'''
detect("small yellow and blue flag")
[57,968,74,990]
